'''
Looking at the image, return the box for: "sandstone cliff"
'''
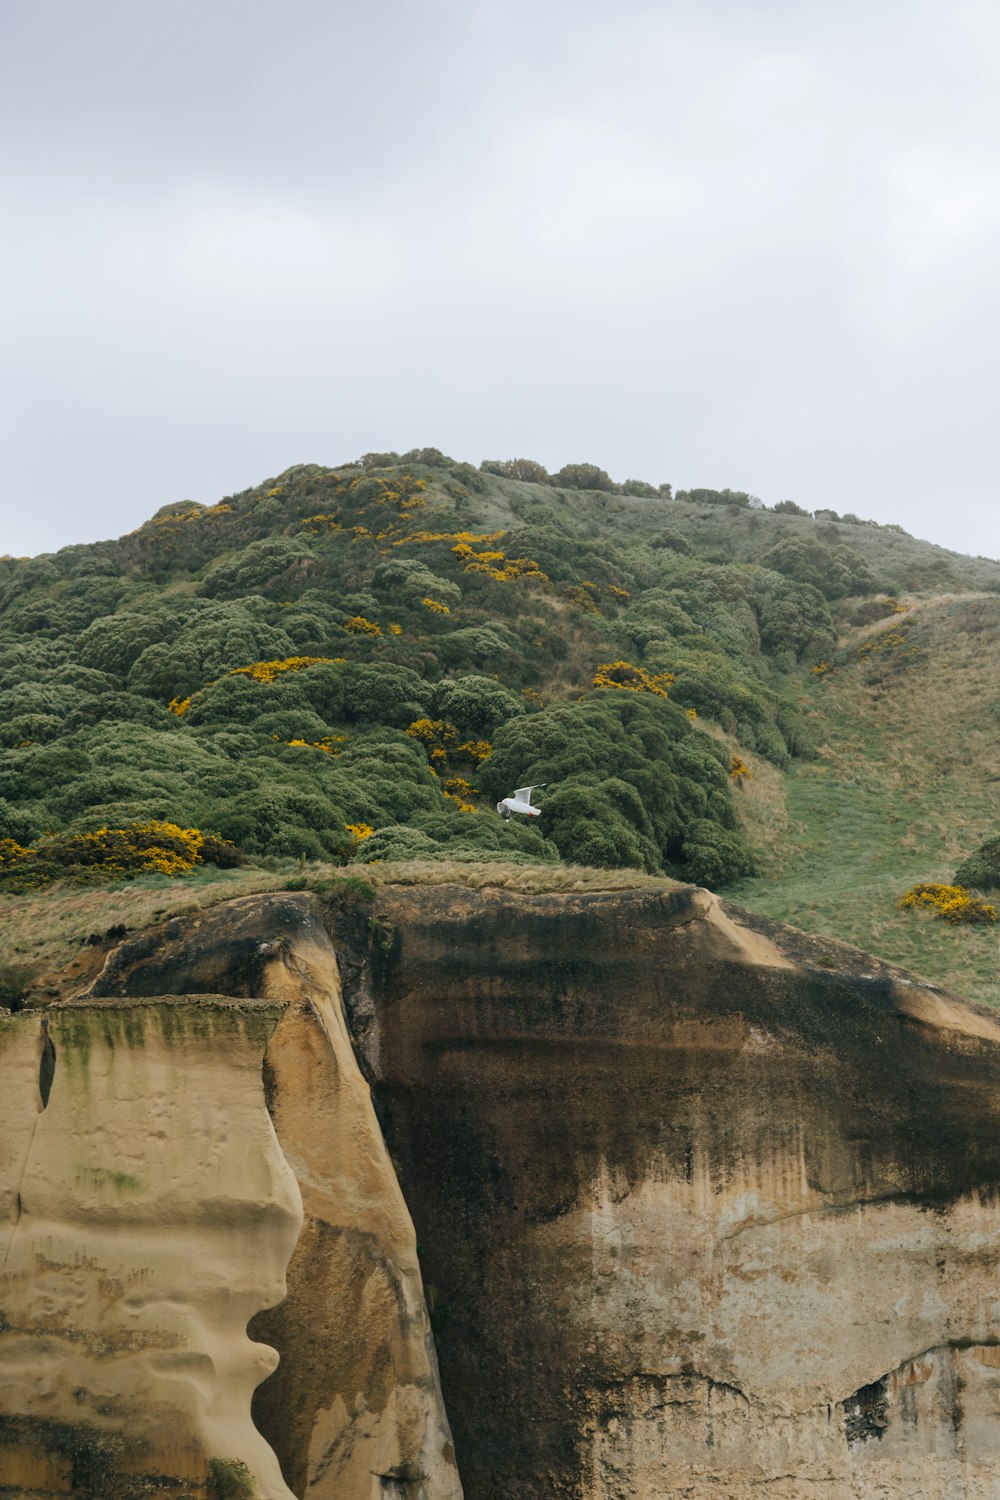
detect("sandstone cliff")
[343,883,1000,1500]
[84,894,461,1500]
[0,996,301,1498]
[0,893,461,1500]
[4,880,1000,1499]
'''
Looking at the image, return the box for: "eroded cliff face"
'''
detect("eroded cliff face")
[86,893,462,1500]
[5,880,1000,1499]
[0,997,301,1499]
[342,883,1000,1500]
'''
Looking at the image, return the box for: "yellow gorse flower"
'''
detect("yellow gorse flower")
[230,656,337,684]
[451,541,547,583]
[898,883,997,925]
[280,734,346,756]
[592,661,675,697]
[0,821,211,891]
[391,529,507,548]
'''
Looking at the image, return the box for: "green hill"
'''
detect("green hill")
[3,449,1000,1002]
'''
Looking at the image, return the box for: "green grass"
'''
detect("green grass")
[731,594,1000,1006]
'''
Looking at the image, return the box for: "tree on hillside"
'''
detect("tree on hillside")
[551,463,617,492]
[480,458,551,483]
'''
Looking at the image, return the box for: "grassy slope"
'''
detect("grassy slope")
[731,592,1000,1005]
[5,458,1000,1006]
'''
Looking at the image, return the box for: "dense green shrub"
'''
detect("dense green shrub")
[436,625,519,669]
[3,451,991,892]
[681,819,756,887]
[551,463,617,492]
[479,691,751,885]
[199,536,316,598]
[75,610,179,678]
[649,528,694,556]
[676,488,757,508]
[429,676,527,736]
[954,837,1000,891]
[371,557,461,608]
[480,458,551,483]
[759,538,876,599]
[539,780,660,872]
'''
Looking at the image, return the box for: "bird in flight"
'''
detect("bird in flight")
[496,785,546,821]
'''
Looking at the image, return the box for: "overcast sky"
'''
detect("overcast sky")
[3,0,1000,560]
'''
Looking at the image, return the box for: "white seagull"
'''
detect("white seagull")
[497,785,546,821]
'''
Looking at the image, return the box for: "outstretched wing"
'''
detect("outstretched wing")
[513,784,546,805]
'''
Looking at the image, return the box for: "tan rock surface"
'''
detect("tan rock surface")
[345,881,1000,1499]
[8,876,1000,1498]
[0,997,301,1498]
[88,892,462,1500]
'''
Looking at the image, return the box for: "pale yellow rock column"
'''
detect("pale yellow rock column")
[0,998,302,1499]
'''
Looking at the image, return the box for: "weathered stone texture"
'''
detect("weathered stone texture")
[0,998,301,1499]
[88,892,462,1500]
[6,879,1000,1499]
[345,883,1000,1499]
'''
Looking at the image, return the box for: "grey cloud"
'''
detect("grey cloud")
[2,0,999,559]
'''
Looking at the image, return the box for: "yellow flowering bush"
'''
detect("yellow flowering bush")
[858,628,918,661]
[168,695,192,716]
[346,822,375,840]
[592,661,675,697]
[421,597,451,615]
[343,616,382,637]
[300,513,342,535]
[561,583,602,613]
[406,718,459,753]
[392,529,507,548]
[898,883,997,925]
[0,821,218,892]
[230,656,336,685]
[730,755,752,782]
[0,839,33,872]
[451,541,547,583]
[406,724,491,804]
[458,739,493,764]
[281,734,346,756]
[444,793,479,813]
